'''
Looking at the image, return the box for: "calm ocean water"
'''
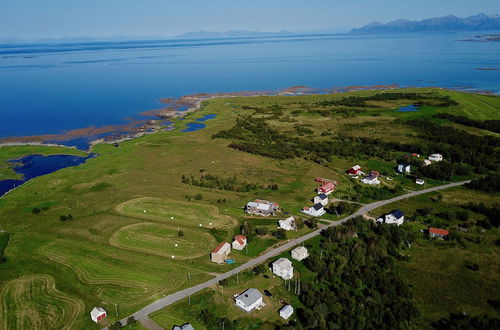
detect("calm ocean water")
[1,32,499,138]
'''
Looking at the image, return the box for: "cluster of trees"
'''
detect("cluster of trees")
[59,214,73,222]
[315,92,458,108]
[415,161,473,181]
[465,173,500,193]
[434,113,500,133]
[463,202,500,229]
[294,217,419,329]
[326,201,357,216]
[432,313,500,330]
[181,173,274,192]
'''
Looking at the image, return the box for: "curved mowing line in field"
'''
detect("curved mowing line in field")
[38,241,186,291]
[115,197,235,229]
[109,223,215,260]
[0,274,84,330]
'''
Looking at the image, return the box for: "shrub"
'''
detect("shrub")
[272,229,287,240]
[177,230,184,237]
[60,215,67,221]
[194,193,203,200]
[31,207,41,214]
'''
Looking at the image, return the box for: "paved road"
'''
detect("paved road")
[108,180,469,328]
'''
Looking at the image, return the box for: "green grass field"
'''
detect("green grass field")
[0,88,499,328]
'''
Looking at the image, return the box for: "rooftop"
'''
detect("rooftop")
[235,288,262,306]
[429,227,449,236]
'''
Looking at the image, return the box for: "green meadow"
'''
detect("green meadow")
[0,88,499,328]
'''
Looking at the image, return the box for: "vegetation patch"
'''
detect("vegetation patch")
[0,274,85,330]
[109,223,215,259]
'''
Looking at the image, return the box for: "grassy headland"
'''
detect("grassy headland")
[0,88,499,329]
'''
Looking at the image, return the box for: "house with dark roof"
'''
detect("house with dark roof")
[313,193,329,206]
[377,209,404,226]
[301,203,326,217]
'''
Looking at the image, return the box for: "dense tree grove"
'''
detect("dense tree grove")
[432,313,500,330]
[315,92,458,108]
[463,202,500,229]
[465,173,500,193]
[294,217,419,329]
[433,113,500,134]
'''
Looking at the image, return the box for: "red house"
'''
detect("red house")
[318,181,335,195]
[429,227,449,239]
[347,165,362,176]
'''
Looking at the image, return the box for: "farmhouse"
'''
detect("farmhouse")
[361,174,380,185]
[301,203,326,217]
[429,227,449,239]
[428,153,443,162]
[291,246,309,261]
[397,164,411,174]
[347,165,362,176]
[90,307,107,323]
[313,193,328,206]
[278,216,296,231]
[279,304,294,320]
[172,323,194,330]
[211,242,231,264]
[245,199,279,216]
[234,288,264,313]
[377,209,405,226]
[232,235,247,250]
[317,181,335,195]
[273,257,294,280]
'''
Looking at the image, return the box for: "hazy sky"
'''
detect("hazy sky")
[1,0,499,39]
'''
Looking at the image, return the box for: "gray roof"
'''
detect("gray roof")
[172,324,194,330]
[273,257,292,269]
[318,193,328,200]
[235,288,262,306]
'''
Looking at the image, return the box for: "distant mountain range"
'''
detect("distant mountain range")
[351,13,500,34]
[176,30,294,39]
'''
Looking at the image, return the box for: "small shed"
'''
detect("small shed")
[279,304,294,320]
[90,307,107,323]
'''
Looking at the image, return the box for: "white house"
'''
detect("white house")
[278,216,296,231]
[361,174,380,185]
[397,164,411,174]
[428,153,443,162]
[301,203,325,217]
[377,209,404,226]
[313,193,329,206]
[90,307,107,323]
[291,246,309,261]
[232,235,247,250]
[272,257,293,280]
[234,288,264,313]
[279,304,294,320]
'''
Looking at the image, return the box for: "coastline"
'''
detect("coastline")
[0,83,497,151]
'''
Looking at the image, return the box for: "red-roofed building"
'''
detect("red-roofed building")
[318,181,335,195]
[211,242,231,263]
[429,227,449,239]
[232,235,247,250]
[347,165,362,176]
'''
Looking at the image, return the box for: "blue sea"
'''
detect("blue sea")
[1,32,499,139]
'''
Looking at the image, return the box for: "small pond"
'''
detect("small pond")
[0,153,96,197]
[397,104,420,112]
[182,114,217,132]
